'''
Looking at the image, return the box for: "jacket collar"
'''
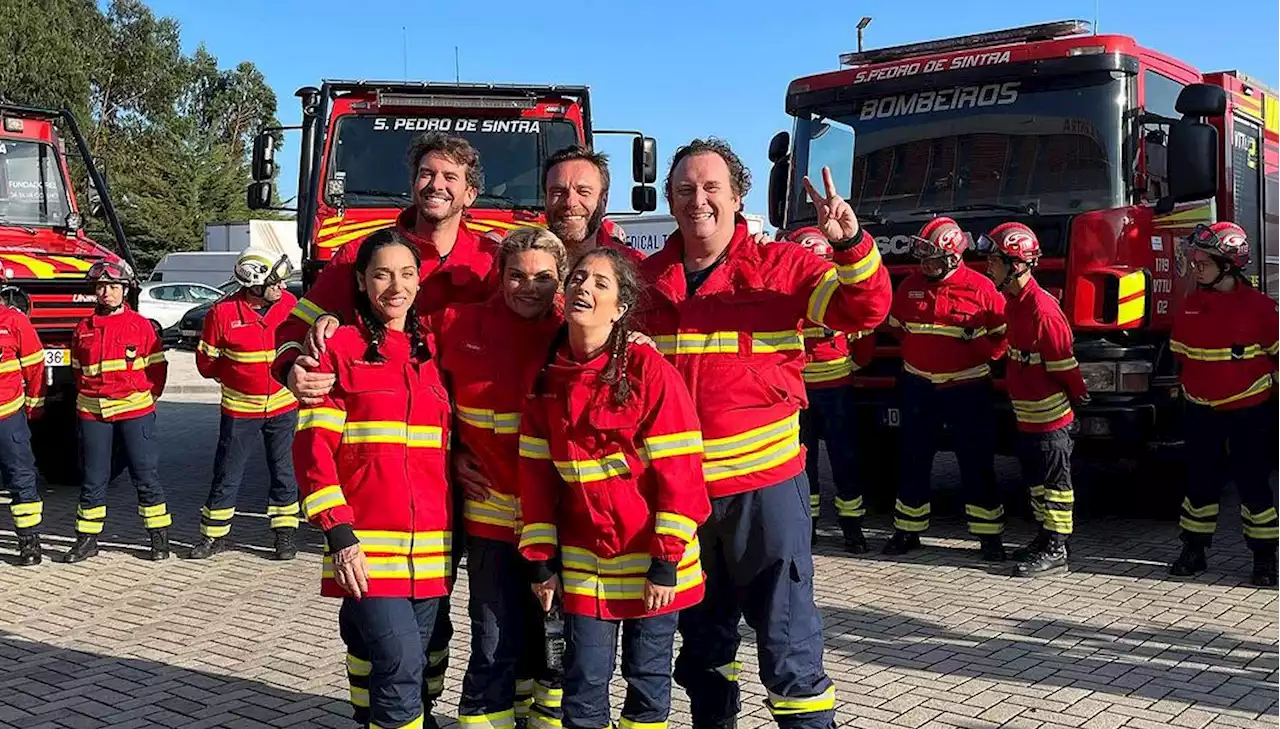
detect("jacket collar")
[648,215,761,305]
[395,207,488,285]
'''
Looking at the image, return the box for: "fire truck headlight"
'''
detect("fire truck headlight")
[1117,361,1153,393]
[1079,362,1117,393]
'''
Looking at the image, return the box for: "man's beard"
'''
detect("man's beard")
[549,201,607,247]
[416,193,463,223]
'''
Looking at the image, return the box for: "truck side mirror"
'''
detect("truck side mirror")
[1175,83,1227,118]
[631,185,657,213]
[767,159,790,229]
[632,136,657,184]
[251,133,276,181]
[247,181,274,210]
[768,130,791,164]
[1155,84,1223,214]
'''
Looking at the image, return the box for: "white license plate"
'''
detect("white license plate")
[882,407,901,428]
[180,329,199,339]
[45,349,70,367]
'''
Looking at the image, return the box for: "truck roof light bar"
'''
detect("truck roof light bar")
[839,19,1092,67]
[375,91,538,110]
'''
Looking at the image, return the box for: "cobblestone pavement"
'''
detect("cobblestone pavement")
[0,378,1275,728]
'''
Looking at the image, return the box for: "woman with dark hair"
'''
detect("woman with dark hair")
[518,247,710,729]
[292,228,454,729]
[436,227,570,729]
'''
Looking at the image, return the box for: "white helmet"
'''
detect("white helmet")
[233,247,293,288]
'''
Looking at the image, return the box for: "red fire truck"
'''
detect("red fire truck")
[0,103,138,484]
[767,20,1278,477]
[247,80,657,285]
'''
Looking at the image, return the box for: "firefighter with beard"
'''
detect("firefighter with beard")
[883,217,1008,560]
[282,133,498,726]
[190,248,301,561]
[792,226,871,553]
[976,223,1088,578]
[1169,222,1278,586]
[61,260,171,563]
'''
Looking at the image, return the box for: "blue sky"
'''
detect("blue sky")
[147,0,1278,217]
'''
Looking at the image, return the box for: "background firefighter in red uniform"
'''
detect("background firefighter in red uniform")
[292,230,454,729]
[977,223,1088,578]
[436,228,569,729]
[61,260,171,564]
[1168,222,1278,587]
[793,226,871,553]
[283,133,497,714]
[520,248,710,729]
[0,285,47,566]
[638,139,891,729]
[190,248,301,562]
[883,217,1008,561]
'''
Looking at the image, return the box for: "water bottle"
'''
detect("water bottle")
[544,601,566,673]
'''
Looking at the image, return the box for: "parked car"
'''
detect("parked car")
[138,281,225,332]
[171,277,304,348]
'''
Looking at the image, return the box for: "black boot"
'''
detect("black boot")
[1169,543,1208,577]
[16,533,42,566]
[842,521,868,555]
[273,528,298,561]
[881,530,921,555]
[1251,549,1277,588]
[59,534,99,563]
[186,536,227,560]
[1012,530,1050,562]
[1013,536,1068,577]
[979,535,1007,562]
[146,529,170,561]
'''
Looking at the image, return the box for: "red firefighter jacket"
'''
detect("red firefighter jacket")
[274,206,498,380]
[72,306,167,422]
[802,327,873,389]
[197,290,299,418]
[1171,282,1278,410]
[635,217,892,498]
[518,342,710,620]
[436,295,563,544]
[0,306,46,420]
[293,322,453,599]
[1004,278,1087,433]
[888,263,1008,385]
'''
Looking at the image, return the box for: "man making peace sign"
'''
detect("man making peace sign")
[634,138,892,729]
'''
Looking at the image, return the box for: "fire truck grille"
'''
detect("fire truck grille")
[19,280,96,346]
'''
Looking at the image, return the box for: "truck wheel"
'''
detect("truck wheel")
[32,402,82,487]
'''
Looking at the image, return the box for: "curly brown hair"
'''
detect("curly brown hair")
[664,137,752,203]
[407,132,485,193]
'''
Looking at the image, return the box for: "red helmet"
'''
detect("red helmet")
[911,217,967,260]
[1188,222,1249,268]
[791,226,833,259]
[977,222,1041,264]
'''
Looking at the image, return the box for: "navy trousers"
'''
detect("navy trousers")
[340,596,442,729]
[0,411,40,533]
[1178,400,1278,550]
[674,475,836,729]
[201,411,300,538]
[564,610,679,729]
[75,412,170,534]
[799,385,864,527]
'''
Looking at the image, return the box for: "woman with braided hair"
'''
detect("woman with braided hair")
[292,227,454,729]
[518,247,711,729]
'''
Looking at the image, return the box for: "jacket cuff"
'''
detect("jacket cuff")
[829,224,866,251]
[324,524,359,552]
[526,558,557,584]
[646,558,678,587]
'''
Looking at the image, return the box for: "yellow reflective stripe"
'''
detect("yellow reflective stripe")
[0,360,20,374]
[899,321,988,339]
[702,413,799,460]
[1184,374,1274,408]
[297,407,346,433]
[970,523,1004,535]
[145,352,166,366]
[750,330,804,353]
[903,361,991,384]
[768,685,837,716]
[1044,490,1075,506]
[1243,525,1279,540]
[988,324,1008,336]
[78,505,106,520]
[895,499,930,518]
[1180,516,1217,533]
[1007,346,1044,365]
[562,541,700,576]
[519,435,551,459]
[371,714,424,729]
[202,506,236,521]
[137,504,167,517]
[837,244,881,284]
[10,501,42,516]
[18,350,44,367]
[197,340,221,358]
[834,496,864,518]
[534,680,563,708]
[618,720,668,729]
[219,348,277,364]
[266,503,299,516]
[715,662,743,682]
[0,394,25,418]
[703,434,801,483]
[1181,498,1219,518]
[642,430,703,460]
[654,512,698,543]
[563,562,702,600]
[1242,506,1278,524]
[343,421,443,448]
[803,358,854,384]
[653,331,739,355]
[347,654,371,676]
[322,554,451,581]
[1267,341,1279,356]
[802,326,832,339]
[465,490,519,528]
[77,358,130,375]
[806,268,839,325]
[223,386,297,413]
[25,396,44,410]
[554,452,631,483]
[964,504,1005,521]
[1044,357,1079,373]
[1011,392,1071,424]
[457,405,521,434]
[76,391,154,419]
[353,530,450,555]
[519,522,557,550]
[303,485,347,518]
[1170,340,1269,362]
[291,297,325,326]
[458,710,517,729]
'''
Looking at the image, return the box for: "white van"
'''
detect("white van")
[148,252,241,287]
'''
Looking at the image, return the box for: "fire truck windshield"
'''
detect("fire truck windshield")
[0,139,71,227]
[790,71,1127,223]
[328,115,579,210]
